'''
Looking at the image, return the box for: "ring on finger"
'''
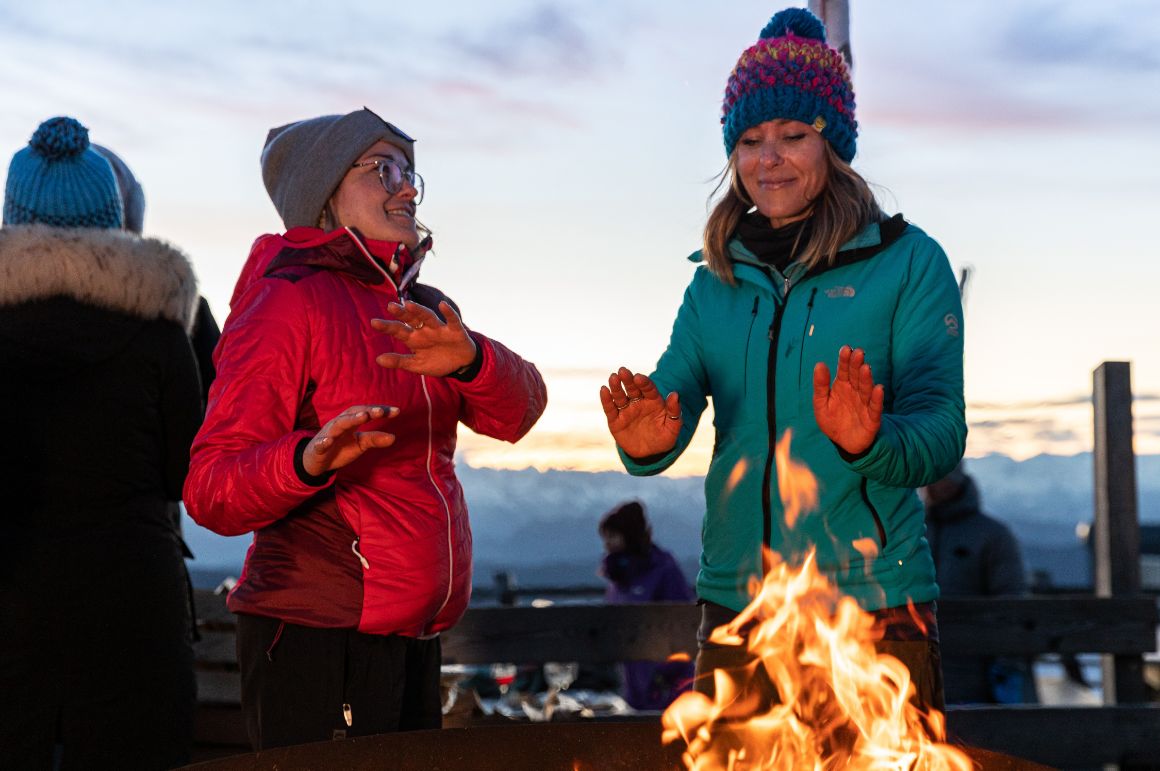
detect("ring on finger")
[626,397,642,404]
[666,414,680,421]
[412,321,425,330]
[614,402,628,411]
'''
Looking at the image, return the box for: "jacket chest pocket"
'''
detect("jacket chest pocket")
[787,287,893,415]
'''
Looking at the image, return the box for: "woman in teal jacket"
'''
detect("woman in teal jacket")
[600,8,964,711]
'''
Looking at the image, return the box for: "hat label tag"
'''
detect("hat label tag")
[812,116,827,132]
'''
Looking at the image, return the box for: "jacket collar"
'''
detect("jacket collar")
[269,227,431,289]
[726,213,906,268]
[0,224,198,331]
[689,213,909,292]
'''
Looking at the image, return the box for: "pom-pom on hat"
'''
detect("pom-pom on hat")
[3,117,124,229]
[721,7,857,162]
[261,107,416,230]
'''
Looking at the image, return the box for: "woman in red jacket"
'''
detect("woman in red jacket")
[183,108,547,749]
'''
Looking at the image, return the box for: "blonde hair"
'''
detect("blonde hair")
[702,142,883,284]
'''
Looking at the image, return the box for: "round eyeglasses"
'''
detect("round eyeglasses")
[351,158,424,205]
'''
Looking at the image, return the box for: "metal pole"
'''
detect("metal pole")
[808,0,853,71]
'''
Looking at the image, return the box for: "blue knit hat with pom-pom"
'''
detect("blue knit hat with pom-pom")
[721,7,857,162]
[3,117,124,229]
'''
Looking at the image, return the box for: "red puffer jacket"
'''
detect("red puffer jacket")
[184,227,546,637]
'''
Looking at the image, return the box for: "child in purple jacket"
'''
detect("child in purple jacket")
[598,501,695,710]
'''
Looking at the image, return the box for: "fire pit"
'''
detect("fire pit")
[184,721,1052,771]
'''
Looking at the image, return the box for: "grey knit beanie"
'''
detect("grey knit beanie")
[92,144,146,234]
[260,107,416,230]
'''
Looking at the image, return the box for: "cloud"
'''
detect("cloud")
[858,0,1160,133]
[1000,1,1160,72]
[439,3,610,80]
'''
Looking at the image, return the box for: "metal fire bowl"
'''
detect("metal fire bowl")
[186,720,1053,771]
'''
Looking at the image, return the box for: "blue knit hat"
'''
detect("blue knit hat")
[721,8,857,162]
[3,117,124,229]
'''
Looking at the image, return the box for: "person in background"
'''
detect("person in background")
[600,7,965,713]
[92,143,221,401]
[0,117,202,769]
[183,108,547,750]
[598,501,696,710]
[922,462,1037,704]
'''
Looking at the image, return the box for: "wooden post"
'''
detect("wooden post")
[1092,361,1145,705]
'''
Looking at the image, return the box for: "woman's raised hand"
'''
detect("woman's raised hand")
[372,300,478,377]
[812,346,884,456]
[599,367,682,458]
[303,405,398,477]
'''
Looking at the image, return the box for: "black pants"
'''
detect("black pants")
[236,614,442,750]
[693,601,946,714]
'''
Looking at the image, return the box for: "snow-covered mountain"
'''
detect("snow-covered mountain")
[183,453,1160,593]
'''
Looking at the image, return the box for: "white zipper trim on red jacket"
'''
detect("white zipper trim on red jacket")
[345,226,399,294]
[420,375,455,632]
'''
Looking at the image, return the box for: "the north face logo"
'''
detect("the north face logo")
[944,313,960,337]
[825,286,856,298]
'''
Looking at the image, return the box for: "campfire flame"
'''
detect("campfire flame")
[662,434,970,770]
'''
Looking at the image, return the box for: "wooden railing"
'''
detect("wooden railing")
[192,590,1160,768]
[192,362,1160,768]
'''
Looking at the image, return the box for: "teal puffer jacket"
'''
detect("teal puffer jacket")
[620,215,965,613]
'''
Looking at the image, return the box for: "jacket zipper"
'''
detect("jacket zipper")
[860,477,888,548]
[797,288,818,390]
[742,296,759,399]
[760,271,791,564]
[346,227,401,296]
[421,376,455,631]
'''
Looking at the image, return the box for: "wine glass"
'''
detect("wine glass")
[543,661,579,692]
[491,662,518,698]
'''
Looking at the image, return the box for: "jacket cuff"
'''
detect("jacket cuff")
[293,436,336,486]
[447,335,484,382]
[835,439,875,464]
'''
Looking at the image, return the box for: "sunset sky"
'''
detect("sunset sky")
[2,0,1157,474]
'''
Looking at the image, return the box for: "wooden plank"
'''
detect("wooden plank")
[193,589,235,631]
[936,596,1158,656]
[946,704,1160,768]
[197,669,241,704]
[441,603,701,665]
[193,595,1157,669]
[194,630,238,669]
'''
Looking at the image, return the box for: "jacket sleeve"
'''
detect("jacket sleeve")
[619,276,710,476]
[845,232,967,488]
[190,295,221,404]
[451,332,547,443]
[160,326,205,502]
[656,553,695,602]
[182,278,330,536]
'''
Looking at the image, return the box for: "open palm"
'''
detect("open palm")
[599,367,682,458]
[812,346,883,455]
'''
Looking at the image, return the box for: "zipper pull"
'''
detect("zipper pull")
[343,703,353,727]
[351,539,370,570]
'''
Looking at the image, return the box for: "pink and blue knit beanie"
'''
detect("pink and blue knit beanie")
[722,7,857,162]
[3,117,124,229]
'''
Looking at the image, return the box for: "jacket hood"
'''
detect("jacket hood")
[0,225,198,331]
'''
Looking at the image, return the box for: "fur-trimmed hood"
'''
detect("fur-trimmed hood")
[0,225,198,331]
